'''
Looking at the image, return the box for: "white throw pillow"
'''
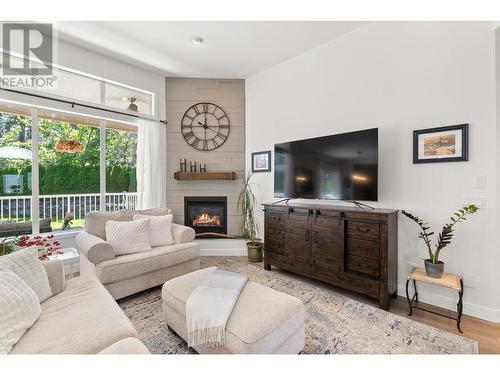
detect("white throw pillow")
[0,270,42,354]
[133,213,175,247]
[105,218,152,256]
[0,247,52,303]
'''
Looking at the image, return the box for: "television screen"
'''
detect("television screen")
[274,128,378,201]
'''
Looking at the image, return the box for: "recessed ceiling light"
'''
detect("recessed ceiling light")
[191,36,204,45]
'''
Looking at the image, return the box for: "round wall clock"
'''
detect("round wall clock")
[181,102,230,151]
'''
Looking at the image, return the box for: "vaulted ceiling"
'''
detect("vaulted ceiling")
[54,21,368,78]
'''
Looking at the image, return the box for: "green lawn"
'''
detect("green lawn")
[1,218,85,232]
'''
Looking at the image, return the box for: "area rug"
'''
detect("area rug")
[118,258,478,354]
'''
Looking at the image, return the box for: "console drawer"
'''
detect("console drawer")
[267,213,285,226]
[265,239,285,255]
[346,254,380,278]
[266,227,285,240]
[347,221,380,241]
[266,252,312,277]
[347,237,380,260]
[315,270,379,299]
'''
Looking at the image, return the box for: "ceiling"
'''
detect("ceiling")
[53,21,368,78]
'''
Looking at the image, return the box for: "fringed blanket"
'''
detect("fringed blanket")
[186,268,248,347]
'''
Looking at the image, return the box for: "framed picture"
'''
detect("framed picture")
[413,124,468,164]
[251,150,271,172]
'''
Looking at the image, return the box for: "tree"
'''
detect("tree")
[0,112,138,196]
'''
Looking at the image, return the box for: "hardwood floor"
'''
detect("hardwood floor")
[209,256,500,354]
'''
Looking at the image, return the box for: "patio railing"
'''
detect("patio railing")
[0,192,139,223]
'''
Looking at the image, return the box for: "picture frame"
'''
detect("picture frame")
[413,124,469,164]
[251,150,271,172]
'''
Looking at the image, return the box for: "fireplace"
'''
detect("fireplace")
[184,196,227,237]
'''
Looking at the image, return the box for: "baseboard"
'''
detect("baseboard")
[195,238,247,256]
[397,284,500,323]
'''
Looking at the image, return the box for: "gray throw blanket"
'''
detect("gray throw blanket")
[186,268,248,347]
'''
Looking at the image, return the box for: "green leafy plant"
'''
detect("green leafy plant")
[402,204,479,264]
[0,237,16,256]
[237,171,260,244]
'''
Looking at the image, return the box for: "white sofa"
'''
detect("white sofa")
[11,259,150,354]
[76,208,200,300]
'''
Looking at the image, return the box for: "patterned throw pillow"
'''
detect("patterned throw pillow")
[0,247,52,303]
[133,213,175,247]
[105,218,152,255]
[0,270,42,353]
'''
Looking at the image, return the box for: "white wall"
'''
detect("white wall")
[246,22,500,321]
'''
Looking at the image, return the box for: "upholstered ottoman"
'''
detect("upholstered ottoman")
[162,267,305,354]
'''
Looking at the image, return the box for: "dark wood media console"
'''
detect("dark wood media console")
[263,203,398,310]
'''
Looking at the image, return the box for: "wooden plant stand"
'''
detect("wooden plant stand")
[406,267,464,333]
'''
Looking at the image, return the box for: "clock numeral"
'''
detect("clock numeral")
[202,140,208,151]
[184,131,195,139]
[219,124,230,129]
[217,132,228,141]
[217,114,227,121]
[184,114,194,121]
[193,105,200,115]
[182,125,192,130]
[190,138,200,149]
[202,103,209,113]
[212,138,219,148]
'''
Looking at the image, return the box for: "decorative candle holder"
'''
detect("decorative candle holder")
[200,163,207,173]
[190,161,197,173]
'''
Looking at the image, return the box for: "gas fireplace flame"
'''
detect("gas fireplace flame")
[193,212,221,226]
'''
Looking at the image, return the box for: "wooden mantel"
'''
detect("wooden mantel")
[173,171,236,181]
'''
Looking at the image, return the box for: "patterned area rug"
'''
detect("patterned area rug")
[118,258,478,354]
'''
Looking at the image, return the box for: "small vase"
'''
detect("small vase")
[424,259,444,278]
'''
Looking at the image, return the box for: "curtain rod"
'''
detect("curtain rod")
[0,87,168,125]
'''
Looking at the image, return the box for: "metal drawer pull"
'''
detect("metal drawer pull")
[356,226,370,233]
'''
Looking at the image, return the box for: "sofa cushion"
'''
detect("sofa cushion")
[10,275,136,354]
[85,208,172,240]
[0,247,52,302]
[0,270,41,354]
[96,242,200,285]
[106,218,152,255]
[162,267,305,353]
[86,211,133,240]
[98,337,150,354]
[134,213,174,247]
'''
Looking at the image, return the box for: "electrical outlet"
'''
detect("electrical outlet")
[473,175,486,189]
[461,195,486,208]
[462,272,477,288]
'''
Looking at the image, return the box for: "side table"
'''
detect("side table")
[406,267,464,333]
[47,247,80,279]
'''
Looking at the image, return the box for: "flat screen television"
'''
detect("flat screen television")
[274,128,378,201]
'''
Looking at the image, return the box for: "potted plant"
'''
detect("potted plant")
[238,171,263,262]
[402,204,479,278]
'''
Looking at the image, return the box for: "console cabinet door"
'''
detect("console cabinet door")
[311,212,344,281]
[284,208,312,267]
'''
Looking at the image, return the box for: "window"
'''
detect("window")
[0,111,33,236]
[105,125,138,212]
[0,102,140,236]
[5,53,155,116]
[38,117,100,232]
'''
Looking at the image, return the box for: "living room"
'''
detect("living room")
[1,1,500,374]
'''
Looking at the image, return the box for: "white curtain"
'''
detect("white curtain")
[136,118,166,210]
